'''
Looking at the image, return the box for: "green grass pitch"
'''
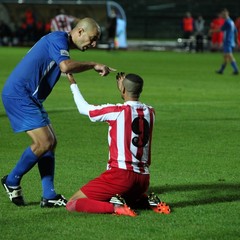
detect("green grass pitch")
[0,47,240,240]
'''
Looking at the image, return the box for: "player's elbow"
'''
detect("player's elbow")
[59,60,72,74]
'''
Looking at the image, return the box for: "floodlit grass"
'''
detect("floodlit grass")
[0,47,240,240]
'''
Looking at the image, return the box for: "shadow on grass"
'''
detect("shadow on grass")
[27,201,41,206]
[150,182,240,208]
[21,183,240,208]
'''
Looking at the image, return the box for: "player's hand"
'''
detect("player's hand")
[67,73,76,84]
[94,64,116,76]
[116,72,125,81]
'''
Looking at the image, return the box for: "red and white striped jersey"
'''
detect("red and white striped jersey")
[89,101,155,174]
[50,14,75,32]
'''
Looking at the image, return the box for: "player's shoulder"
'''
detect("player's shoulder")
[144,103,155,111]
[43,31,69,46]
[226,18,233,25]
[47,31,68,39]
[92,103,119,111]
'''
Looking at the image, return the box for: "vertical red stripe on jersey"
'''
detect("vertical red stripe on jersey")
[136,108,144,173]
[56,16,61,31]
[124,106,133,171]
[108,120,118,166]
[148,108,154,166]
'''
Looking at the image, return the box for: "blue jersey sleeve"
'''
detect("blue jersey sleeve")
[48,33,70,65]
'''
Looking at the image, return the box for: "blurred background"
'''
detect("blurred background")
[0,0,240,50]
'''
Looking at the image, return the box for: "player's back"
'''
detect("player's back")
[102,101,155,174]
[2,31,68,102]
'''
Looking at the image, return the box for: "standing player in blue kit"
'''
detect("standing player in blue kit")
[1,17,114,207]
[210,9,239,75]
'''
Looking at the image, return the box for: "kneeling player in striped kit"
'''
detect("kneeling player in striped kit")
[66,72,170,217]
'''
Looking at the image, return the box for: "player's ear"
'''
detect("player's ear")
[122,85,126,94]
[78,28,84,36]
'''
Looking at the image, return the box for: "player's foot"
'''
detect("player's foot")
[233,71,239,75]
[40,194,67,208]
[148,192,170,214]
[215,70,223,74]
[1,175,25,206]
[110,194,137,217]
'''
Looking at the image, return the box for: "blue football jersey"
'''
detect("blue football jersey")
[221,17,237,48]
[2,31,70,104]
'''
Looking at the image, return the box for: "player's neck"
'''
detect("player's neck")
[68,33,74,48]
[124,96,139,102]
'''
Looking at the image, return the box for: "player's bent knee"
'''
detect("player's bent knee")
[66,200,76,212]
[32,139,56,155]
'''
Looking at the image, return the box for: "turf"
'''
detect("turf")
[0,47,240,240]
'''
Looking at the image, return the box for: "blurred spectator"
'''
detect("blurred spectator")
[106,9,117,50]
[45,20,51,34]
[14,8,36,45]
[24,8,36,42]
[194,15,205,52]
[182,12,194,51]
[115,16,127,49]
[209,13,225,51]
[50,9,79,32]
[17,18,27,45]
[35,19,45,41]
[0,20,12,46]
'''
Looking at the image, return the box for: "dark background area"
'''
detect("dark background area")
[0,0,240,40]
[117,0,240,39]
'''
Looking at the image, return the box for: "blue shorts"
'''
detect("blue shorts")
[1,95,50,133]
[223,44,233,53]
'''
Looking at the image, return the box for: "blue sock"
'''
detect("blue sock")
[6,147,38,186]
[38,151,57,199]
[231,61,239,73]
[219,64,226,73]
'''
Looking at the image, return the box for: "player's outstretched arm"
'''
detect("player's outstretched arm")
[94,64,116,76]
[59,59,116,76]
[67,74,90,116]
[67,73,76,84]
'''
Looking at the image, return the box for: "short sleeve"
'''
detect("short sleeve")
[48,33,70,65]
[89,104,123,122]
